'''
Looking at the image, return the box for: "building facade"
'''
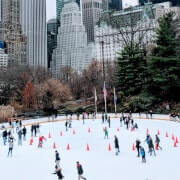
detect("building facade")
[0,0,26,66]
[0,48,8,72]
[109,0,122,11]
[52,2,95,75]
[20,0,47,68]
[95,2,180,62]
[82,0,103,42]
[47,18,57,68]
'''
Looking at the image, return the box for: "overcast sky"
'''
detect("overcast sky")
[46,0,138,21]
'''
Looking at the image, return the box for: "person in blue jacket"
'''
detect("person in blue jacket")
[140,146,146,163]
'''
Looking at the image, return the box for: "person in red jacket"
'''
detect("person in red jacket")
[38,136,46,148]
[76,161,86,180]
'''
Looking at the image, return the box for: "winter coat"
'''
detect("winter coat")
[3,130,7,137]
[155,136,160,143]
[136,140,141,148]
[140,148,145,157]
[55,152,60,161]
[114,137,119,148]
[22,127,27,135]
[77,164,83,175]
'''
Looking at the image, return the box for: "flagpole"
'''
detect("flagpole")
[114,87,117,114]
[94,88,97,115]
[104,81,107,114]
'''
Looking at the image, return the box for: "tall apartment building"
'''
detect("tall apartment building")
[139,0,180,6]
[82,0,103,42]
[0,48,8,72]
[56,0,81,26]
[47,18,57,68]
[0,0,26,66]
[95,1,180,62]
[52,2,95,75]
[20,0,47,68]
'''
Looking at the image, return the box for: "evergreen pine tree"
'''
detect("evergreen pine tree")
[148,12,180,100]
[115,44,147,96]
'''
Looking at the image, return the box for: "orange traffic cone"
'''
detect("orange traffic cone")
[157,129,160,135]
[29,138,33,145]
[132,143,136,151]
[48,132,51,138]
[174,141,177,148]
[175,137,179,144]
[172,134,175,141]
[166,132,168,138]
[86,144,90,151]
[67,144,70,150]
[53,142,56,149]
[88,128,91,133]
[108,143,112,151]
[73,130,75,135]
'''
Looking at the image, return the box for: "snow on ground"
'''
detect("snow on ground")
[0,117,180,180]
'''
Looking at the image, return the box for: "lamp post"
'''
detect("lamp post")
[100,40,105,82]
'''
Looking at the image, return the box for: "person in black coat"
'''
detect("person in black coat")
[22,126,27,141]
[55,150,60,167]
[149,137,156,156]
[114,135,120,155]
[135,139,141,157]
[2,129,8,145]
[76,162,86,180]
[53,165,64,180]
[108,116,111,128]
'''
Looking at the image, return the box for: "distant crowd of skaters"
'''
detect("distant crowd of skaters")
[101,112,163,163]
[0,119,42,157]
[0,112,165,179]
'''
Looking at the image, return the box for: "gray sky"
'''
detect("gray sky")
[46,0,138,21]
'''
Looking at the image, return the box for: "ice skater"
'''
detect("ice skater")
[53,165,64,180]
[38,136,46,148]
[22,126,27,141]
[17,128,22,146]
[136,139,141,157]
[149,137,156,156]
[104,127,108,139]
[55,150,61,167]
[7,135,15,157]
[114,135,120,155]
[140,146,146,163]
[76,161,86,180]
[155,134,162,150]
[108,116,111,128]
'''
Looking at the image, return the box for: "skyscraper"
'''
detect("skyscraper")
[52,2,94,74]
[109,0,122,11]
[82,0,103,42]
[47,18,57,68]
[0,0,26,66]
[20,0,47,68]
[56,0,81,26]
[139,0,180,6]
